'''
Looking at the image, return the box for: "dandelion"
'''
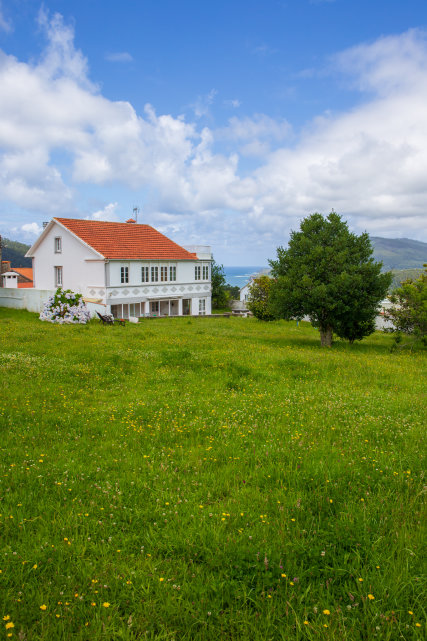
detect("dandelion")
[304,620,309,625]
[323,609,330,615]
[3,616,10,621]
[159,577,164,582]
[40,604,47,611]
[33,564,38,569]
[415,623,421,627]
[5,622,14,630]
[368,594,375,600]
[102,602,110,608]
[409,611,413,615]
[358,578,363,582]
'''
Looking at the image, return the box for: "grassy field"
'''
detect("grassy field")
[0,309,425,640]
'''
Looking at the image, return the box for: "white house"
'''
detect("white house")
[239,269,271,306]
[25,218,212,318]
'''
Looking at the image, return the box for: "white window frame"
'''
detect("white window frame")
[169,265,176,281]
[199,298,206,315]
[160,265,168,282]
[202,264,209,280]
[120,266,129,284]
[54,266,63,287]
[151,266,159,282]
[141,266,149,283]
[54,237,62,253]
[195,265,201,280]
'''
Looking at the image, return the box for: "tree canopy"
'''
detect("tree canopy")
[247,275,275,321]
[269,212,392,346]
[211,260,227,309]
[383,265,427,346]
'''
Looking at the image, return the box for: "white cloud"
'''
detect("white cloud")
[191,89,217,118]
[105,52,133,63]
[88,202,120,221]
[223,99,241,108]
[21,222,43,235]
[1,13,427,259]
[0,1,12,33]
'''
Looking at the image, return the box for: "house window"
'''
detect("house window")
[141,266,149,282]
[151,266,159,282]
[54,237,62,253]
[199,298,206,315]
[160,266,168,282]
[120,266,129,284]
[54,266,63,287]
[202,265,209,280]
[195,265,201,280]
[169,265,176,281]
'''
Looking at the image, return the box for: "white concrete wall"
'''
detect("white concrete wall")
[0,288,55,313]
[32,222,105,293]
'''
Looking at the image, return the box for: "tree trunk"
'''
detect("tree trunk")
[320,326,333,347]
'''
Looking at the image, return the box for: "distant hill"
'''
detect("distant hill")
[370,237,427,271]
[1,234,426,272]
[1,238,32,268]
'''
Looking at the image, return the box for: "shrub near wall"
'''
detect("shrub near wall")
[39,287,91,324]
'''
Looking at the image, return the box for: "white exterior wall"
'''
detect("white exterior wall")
[32,222,105,293]
[104,259,211,316]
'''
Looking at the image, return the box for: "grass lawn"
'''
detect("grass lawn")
[0,309,425,640]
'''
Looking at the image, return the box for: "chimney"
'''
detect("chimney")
[1,261,11,274]
[125,218,136,224]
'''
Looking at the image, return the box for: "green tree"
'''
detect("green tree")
[211,260,227,309]
[383,265,427,346]
[247,275,275,321]
[269,212,392,347]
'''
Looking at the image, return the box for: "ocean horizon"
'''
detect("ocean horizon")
[223,266,268,288]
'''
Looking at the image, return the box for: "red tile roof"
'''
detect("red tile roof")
[18,282,34,288]
[12,267,33,281]
[54,218,197,260]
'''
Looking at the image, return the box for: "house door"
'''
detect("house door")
[182,299,191,315]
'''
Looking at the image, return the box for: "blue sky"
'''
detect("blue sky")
[1,0,427,264]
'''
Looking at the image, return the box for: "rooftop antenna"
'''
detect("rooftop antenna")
[132,206,140,223]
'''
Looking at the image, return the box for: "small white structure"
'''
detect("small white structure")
[2,271,18,288]
[25,218,212,318]
[239,269,271,307]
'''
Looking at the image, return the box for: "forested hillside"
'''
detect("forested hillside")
[1,238,32,267]
[371,236,426,270]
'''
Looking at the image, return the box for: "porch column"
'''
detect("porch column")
[144,300,150,316]
[178,298,183,316]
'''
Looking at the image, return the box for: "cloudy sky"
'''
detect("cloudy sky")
[0,0,426,264]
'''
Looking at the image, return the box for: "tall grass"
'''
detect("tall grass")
[0,309,425,640]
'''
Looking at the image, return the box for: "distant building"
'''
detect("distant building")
[25,218,212,318]
[1,261,34,288]
[239,269,271,306]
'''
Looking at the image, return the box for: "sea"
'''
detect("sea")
[223,266,268,289]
